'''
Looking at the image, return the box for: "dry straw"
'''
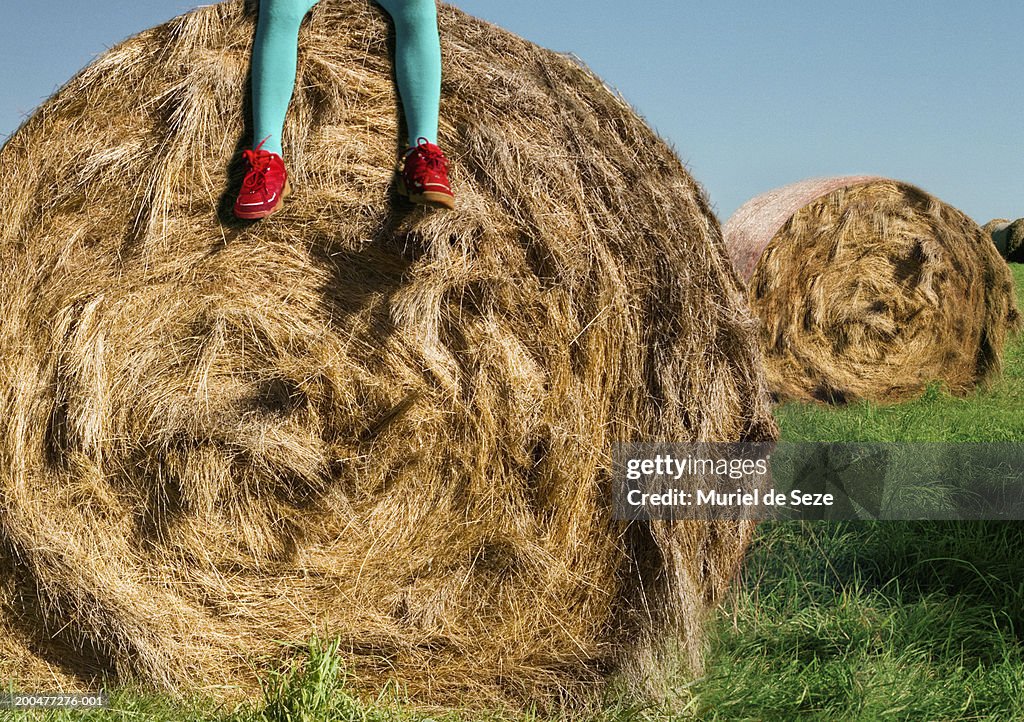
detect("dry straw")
[724,177,1020,404]
[0,0,775,712]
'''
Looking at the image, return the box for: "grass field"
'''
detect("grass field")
[4,265,1023,722]
[685,264,1024,721]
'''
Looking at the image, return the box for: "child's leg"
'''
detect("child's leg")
[251,0,319,156]
[374,0,442,147]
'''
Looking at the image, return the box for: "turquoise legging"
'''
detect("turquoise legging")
[251,0,441,156]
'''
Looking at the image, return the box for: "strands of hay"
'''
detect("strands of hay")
[723,177,1020,404]
[983,218,1024,262]
[0,0,775,711]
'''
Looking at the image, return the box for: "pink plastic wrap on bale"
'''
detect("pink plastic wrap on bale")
[723,176,880,281]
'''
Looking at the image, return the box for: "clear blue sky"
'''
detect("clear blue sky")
[2,1,1022,223]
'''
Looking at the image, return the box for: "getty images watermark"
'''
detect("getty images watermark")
[612,442,1024,521]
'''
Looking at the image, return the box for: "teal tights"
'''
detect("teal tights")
[252,0,442,156]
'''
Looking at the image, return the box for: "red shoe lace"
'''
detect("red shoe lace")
[240,137,274,193]
[411,137,448,172]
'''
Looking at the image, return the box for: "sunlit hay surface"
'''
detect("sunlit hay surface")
[724,178,1019,404]
[0,0,776,711]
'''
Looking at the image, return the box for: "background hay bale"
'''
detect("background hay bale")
[0,0,775,711]
[983,218,1011,257]
[724,177,1020,404]
[984,218,1024,263]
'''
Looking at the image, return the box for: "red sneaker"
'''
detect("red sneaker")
[397,138,455,210]
[233,142,291,220]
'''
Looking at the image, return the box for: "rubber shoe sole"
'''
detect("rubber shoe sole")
[234,179,293,220]
[396,177,455,210]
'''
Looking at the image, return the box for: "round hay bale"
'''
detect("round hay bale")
[984,218,1024,263]
[1006,220,1024,263]
[983,218,1012,257]
[0,0,775,711]
[723,177,1020,404]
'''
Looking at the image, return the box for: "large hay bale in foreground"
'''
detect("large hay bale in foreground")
[0,0,775,711]
[724,177,1020,403]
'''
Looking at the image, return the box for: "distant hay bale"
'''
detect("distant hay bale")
[1007,221,1024,262]
[0,0,775,711]
[983,218,1012,256]
[724,177,1020,404]
[984,218,1024,262]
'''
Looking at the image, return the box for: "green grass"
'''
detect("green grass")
[681,264,1024,720]
[686,521,1024,721]
[5,266,1023,721]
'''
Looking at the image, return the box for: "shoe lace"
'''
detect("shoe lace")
[240,137,273,192]
[411,137,448,173]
